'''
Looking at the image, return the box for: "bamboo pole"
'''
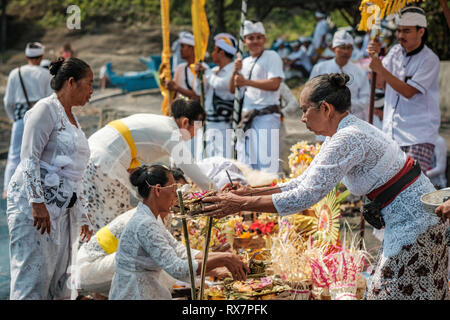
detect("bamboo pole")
[177,190,196,300]
[231,0,248,160]
[361,16,381,249]
[198,216,214,300]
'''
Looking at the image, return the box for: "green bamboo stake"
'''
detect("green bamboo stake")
[177,190,196,300]
[198,216,214,300]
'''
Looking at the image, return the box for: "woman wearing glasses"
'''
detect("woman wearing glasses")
[108,164,248,300]
[203,73,449,300]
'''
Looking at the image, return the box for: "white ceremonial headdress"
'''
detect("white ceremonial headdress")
[332,30,354,48]
[398,6,427,28]
[25,42,45,58]
[243,20,265,37]
[179,32,195,46]
[315,11,326,18]
[214,33,237,55]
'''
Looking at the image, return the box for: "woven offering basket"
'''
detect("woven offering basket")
[285,280,312,300]
[329,282,358,300]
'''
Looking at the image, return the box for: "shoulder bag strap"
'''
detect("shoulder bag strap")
[184,64,193,91]
[241,50,265,108]
[18,67,32,109]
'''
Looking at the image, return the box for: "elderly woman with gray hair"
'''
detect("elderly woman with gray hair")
[203,73,449,300]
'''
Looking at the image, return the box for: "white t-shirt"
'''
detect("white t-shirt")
[382,44,441,147]
[173,62,209,97]
[241,50,285,111]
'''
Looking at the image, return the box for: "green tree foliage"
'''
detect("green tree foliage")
[5,0,450,59]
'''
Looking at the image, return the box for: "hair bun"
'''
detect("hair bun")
[329,73,350,88]
[129,166,148,187]
[49,57,65,76]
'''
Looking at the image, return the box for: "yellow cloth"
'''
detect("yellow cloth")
[96,226,119,254]
[159,0,172,116]
[358,0,424,31]
[191,0,210,62]
[107,119,140,170]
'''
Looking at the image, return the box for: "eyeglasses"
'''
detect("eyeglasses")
[145,180,182,191]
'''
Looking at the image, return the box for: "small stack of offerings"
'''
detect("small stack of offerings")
[245,249,271,277]
[207,276,291,300]
[171,189,218,217]
[269,218,313,300]
[308,233,372,300]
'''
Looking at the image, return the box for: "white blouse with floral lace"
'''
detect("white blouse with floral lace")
[272,114,439,257]
[7,93,92,244]
[109,202,200,300]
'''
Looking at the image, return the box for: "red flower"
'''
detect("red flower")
[250,221,275,234]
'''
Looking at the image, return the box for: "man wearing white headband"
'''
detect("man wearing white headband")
[170,31,187,70]
[310,30,370,142]
[312,11,330,51]
[367,6,441,173]
[165,32,209,101]
[229,20,285,173]
[195,33,237,158]
[3,42,52,199]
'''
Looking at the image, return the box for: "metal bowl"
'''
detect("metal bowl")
[420,187,450,214]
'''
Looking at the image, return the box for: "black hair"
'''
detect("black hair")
[171,167,187,183]
[49,57,91,91]
[305,73,352,113]
[129,164,172,199]
[416,26,428,45]
[171,99,206,123]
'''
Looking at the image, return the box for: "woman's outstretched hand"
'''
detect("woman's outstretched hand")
[202,192,245,219]
[216,252,249,281]
[221,182,255,196]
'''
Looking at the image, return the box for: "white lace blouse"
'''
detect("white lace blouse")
[7,93,92,243]
[109,202,200,299]
[272,114,439,257]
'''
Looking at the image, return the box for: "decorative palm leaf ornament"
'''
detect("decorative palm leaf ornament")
[358,0,425,31]
[311,186,343,244]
